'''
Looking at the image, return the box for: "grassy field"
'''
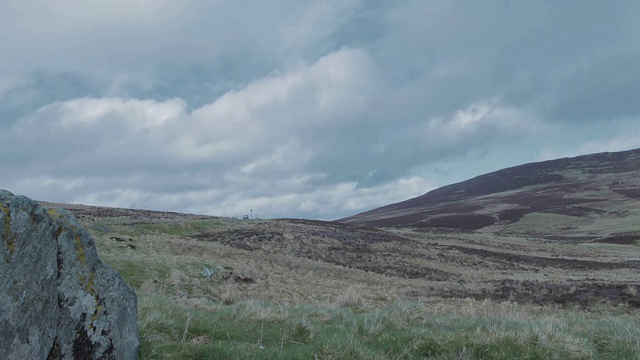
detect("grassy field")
[136,294,640,359]
[54,203,640,359]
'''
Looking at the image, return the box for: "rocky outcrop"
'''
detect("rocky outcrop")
[0,190,139,359]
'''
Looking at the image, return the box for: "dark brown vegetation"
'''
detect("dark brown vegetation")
[181,215,640,308]
[453,280,640,308]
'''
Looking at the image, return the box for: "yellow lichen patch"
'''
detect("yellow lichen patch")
[92,303,104,324]
[75,235,87,266]
[78,271,98,298]
[1,203,15,253]
[47,208,60,219]
[0,203,9,217]
[86,271,96,294]
[83,271,104,326]
[77,270,103,327]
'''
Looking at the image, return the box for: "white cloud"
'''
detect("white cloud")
[177,175,435,220]
[239,140,313,176]
[3,47,375,164]
[0,47,398,218]
[51,97,185,129]
[174,47,376,161]
[420,99,540,149]
[8,172,433,220]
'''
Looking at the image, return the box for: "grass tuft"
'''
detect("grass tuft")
[335,287,365,310]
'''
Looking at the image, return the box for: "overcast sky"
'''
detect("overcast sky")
[1,1,640,220]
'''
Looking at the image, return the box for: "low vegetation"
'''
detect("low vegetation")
[59,203,640,359]
[137,294,640,359]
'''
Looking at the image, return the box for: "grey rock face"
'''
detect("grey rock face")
[0,190,139,359]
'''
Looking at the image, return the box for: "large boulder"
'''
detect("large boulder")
[0,190,139,359]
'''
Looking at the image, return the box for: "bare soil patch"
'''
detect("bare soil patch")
[468,280,640,308]
[595,235,640,245]
[448,245,640,270]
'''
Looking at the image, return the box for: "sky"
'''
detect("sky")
[1,1,640,220]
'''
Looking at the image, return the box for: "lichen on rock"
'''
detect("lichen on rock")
[0,190,139,359]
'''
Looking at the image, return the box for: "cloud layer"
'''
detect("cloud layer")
[2,1,640,219]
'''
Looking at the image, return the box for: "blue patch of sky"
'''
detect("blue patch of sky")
[0,72,102,129]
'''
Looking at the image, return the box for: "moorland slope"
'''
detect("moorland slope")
[341,148,640,243]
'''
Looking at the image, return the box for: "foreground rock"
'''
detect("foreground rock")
[0,190,139,359]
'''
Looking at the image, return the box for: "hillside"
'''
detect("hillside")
[340,148,640,243]
[42,201,640,309]
[38,187,640,358]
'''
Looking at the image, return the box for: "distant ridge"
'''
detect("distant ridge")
[340,148,640,242]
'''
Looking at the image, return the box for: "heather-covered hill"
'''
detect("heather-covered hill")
[340,148,640,242]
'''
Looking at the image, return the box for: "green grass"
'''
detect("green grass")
[125,220,229,237]
[87,218,229,237]
[504,212,587,234]
[134,292,640,359]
